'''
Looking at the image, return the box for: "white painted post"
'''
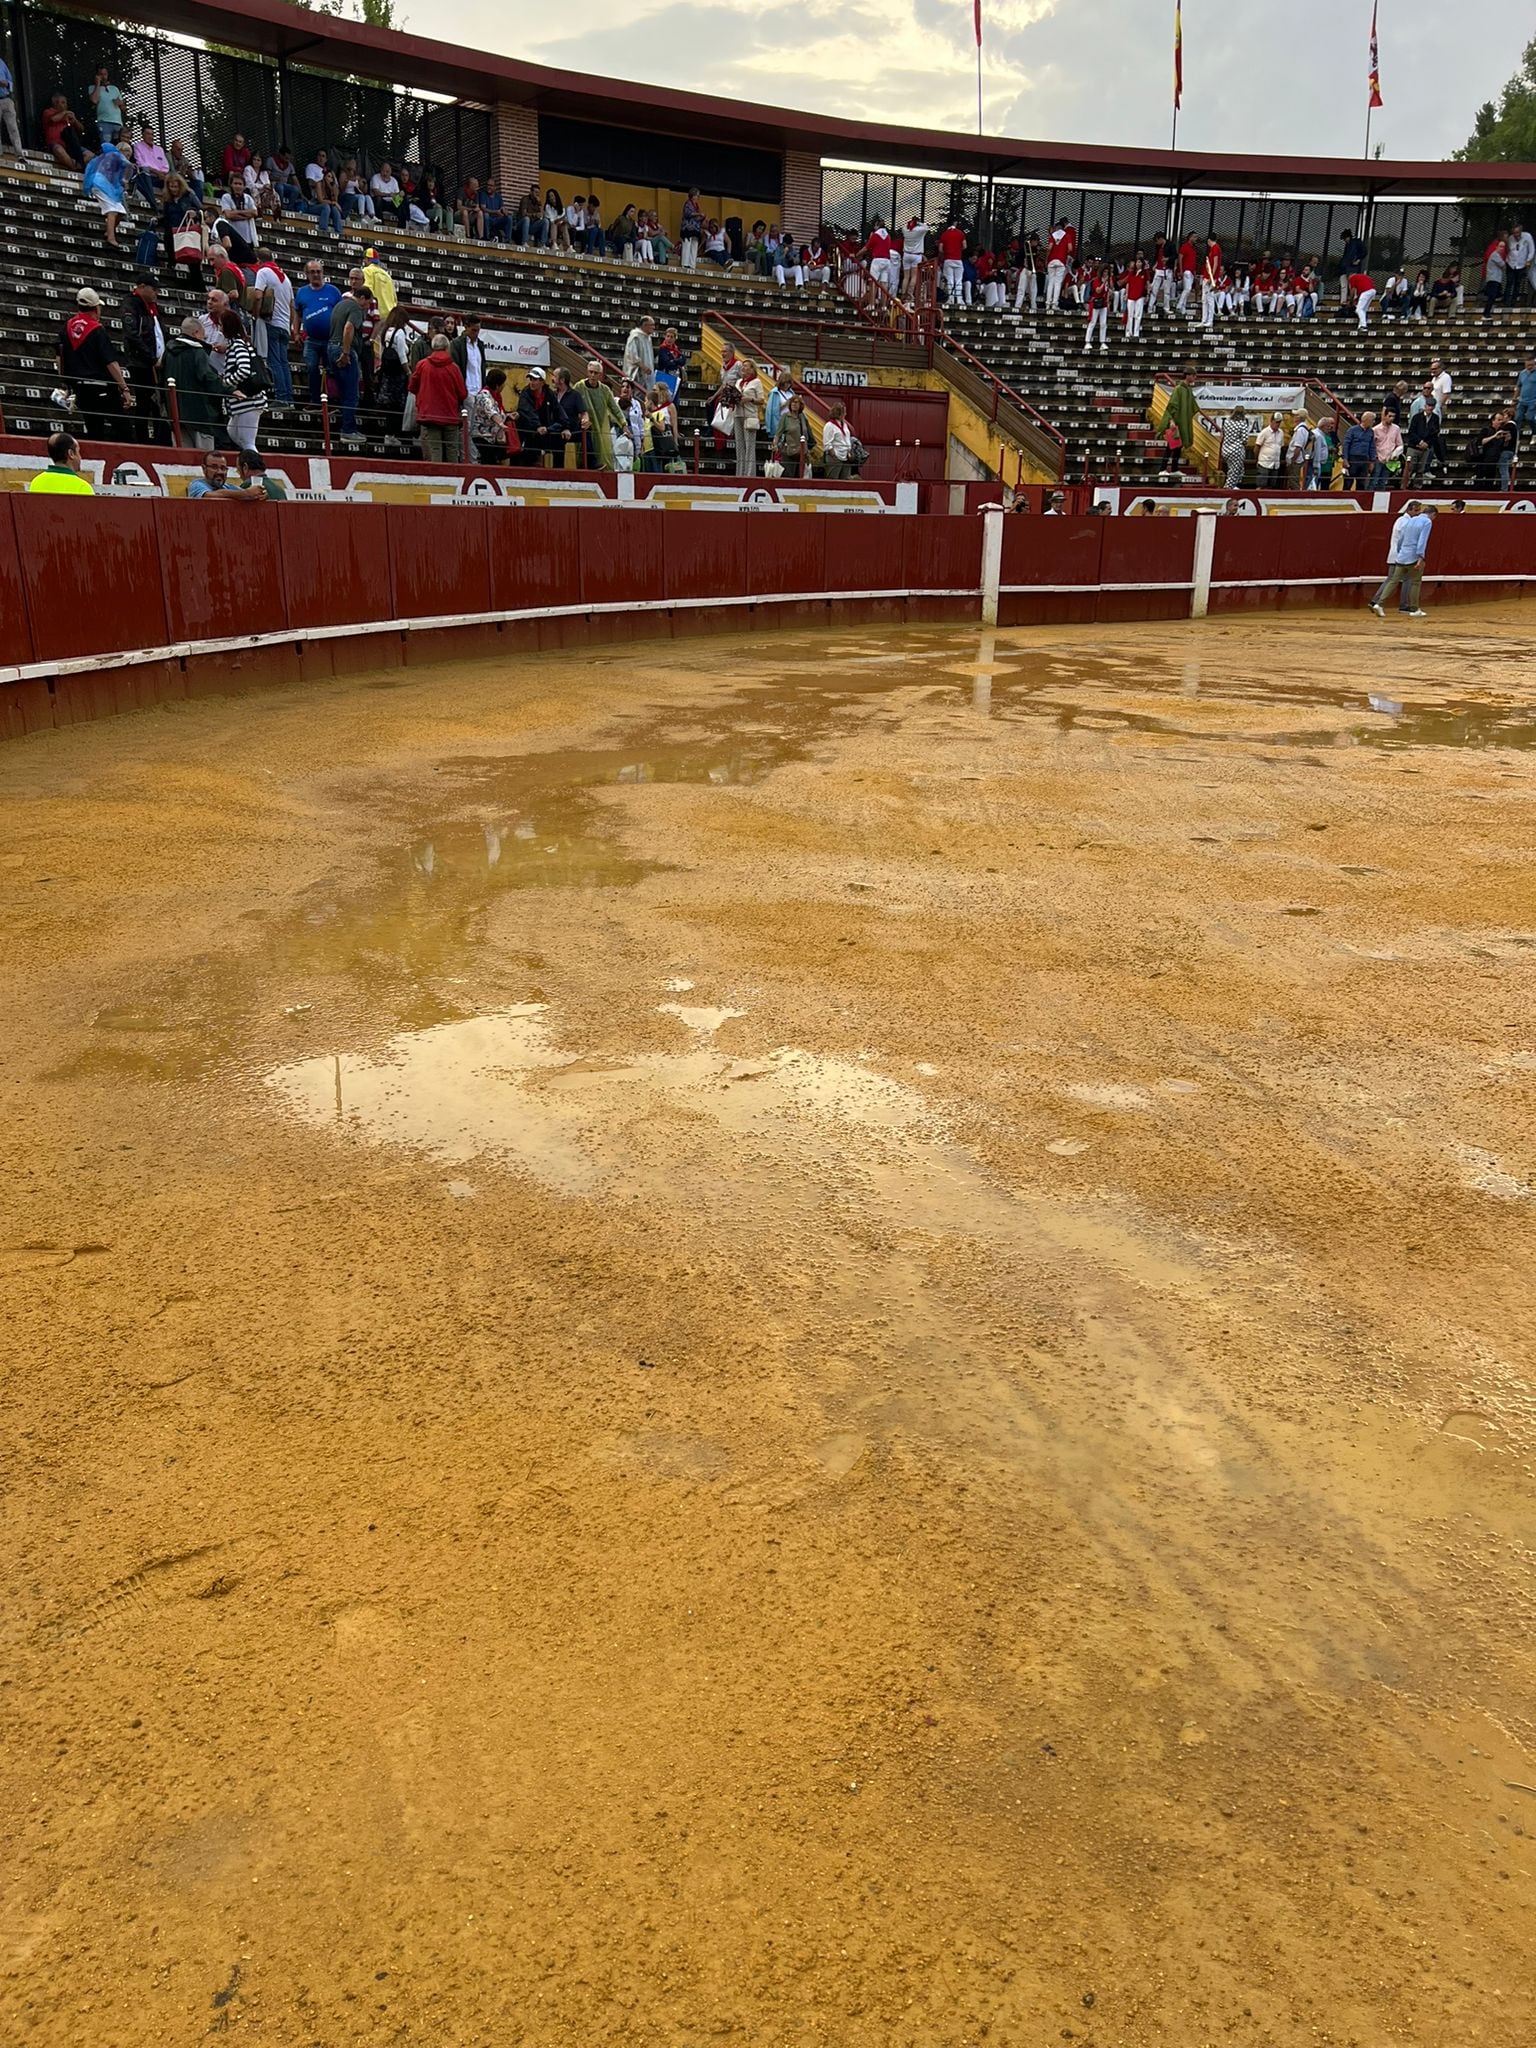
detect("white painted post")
[1190,510,1217,619]
[980,501,1005,626]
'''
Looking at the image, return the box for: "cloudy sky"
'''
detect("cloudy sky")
[444,0,1526,164]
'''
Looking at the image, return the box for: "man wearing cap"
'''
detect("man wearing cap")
[515,366,559,463]
[362,251,397,321]
[28,431,94,494]
[56,287,136,440]
[1044,216,1077,314]
[123,273,166,443]
[900,215,930,286]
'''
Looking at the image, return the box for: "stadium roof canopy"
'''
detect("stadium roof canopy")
[104,0,1536,200]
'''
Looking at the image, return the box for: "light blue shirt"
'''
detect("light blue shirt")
[0,59,15,96]
[1389,512,1431,565]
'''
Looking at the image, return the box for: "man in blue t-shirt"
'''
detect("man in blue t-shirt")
[186,451,239,499]
[291,256,341,402]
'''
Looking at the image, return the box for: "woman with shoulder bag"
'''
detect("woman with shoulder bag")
[772,392,814,477]
[642,384,681,472]
[820,400,854,480]
[220,306,269,453]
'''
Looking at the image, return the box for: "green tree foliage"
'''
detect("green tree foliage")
[1457,36,1536,162]
[290,0,404,27]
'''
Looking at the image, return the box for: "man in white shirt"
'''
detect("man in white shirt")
[251,247,293,401]
[1369,501,1436,616]
[623,316,655,389]
[1430,358,1453,416]
[218,186,258,255]
[1505,222,1534,304]
[900,217,929,283]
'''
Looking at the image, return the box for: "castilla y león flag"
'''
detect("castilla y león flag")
[1174,1,1183,110]
[1369,1,1383,108]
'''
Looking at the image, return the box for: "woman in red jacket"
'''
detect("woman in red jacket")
[408,334,467,462]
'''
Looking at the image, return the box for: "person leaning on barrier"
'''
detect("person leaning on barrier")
[234,449,287,500]
[28,431,94,494]
[514,365,560,463]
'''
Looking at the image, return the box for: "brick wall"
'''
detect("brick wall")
[495,103,540,198]
[782,149,822,241]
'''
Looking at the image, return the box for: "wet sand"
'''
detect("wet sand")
[2,608,1534,2045]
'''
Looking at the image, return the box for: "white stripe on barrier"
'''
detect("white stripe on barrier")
[0,588,979,686]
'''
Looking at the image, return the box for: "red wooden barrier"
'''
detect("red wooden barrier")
[902,515,983,620]
[1208,519,1285,612]
[281,503,394,628]
[488,507,585,615]
[386,505,493,619]
[156,497,287,643]
[19,498,166,661]
[0,497,31,670]
[1099,516,1196,622]
[998,517,1105,625]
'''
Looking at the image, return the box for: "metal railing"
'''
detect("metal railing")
[932,333,1067,483]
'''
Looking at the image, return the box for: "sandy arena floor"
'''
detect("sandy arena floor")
[2,607,1535,2046]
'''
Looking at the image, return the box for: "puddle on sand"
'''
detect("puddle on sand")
[267,1004,939,1200]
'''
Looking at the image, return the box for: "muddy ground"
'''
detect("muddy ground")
[2,609,1534,2046]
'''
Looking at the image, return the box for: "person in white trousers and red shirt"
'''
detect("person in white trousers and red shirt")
[1123,255,1149,339]
[1349,271,1378,327]
[1044,218,1077,312]
[1083,265,1111,353]
[1177,233,1198,314]
[938,222,966,303]
[1200,238,1223,326]
[864,220,898,296]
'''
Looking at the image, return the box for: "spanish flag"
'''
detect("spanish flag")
[1368,0,1383,108]
[1174,1,1183,111]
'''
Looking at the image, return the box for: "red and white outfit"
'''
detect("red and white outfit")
[865,226,897,295]
[975,248,1003,310]
[1045,223,1077,312]
[1083,269,1111,352]
[938,224,965,302]
[1177,236,1198,314]
[1123,261,1148,339]
[1200,240,1223,326]
[1013,240,1039,314]
[1252,260,1279,315]
[901,218,929,280]
[1349,271,1377,327]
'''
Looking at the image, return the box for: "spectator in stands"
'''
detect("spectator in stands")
[1044,217,1076,312]
[361,249,396,320]
[1123,254,1148,340]
[655,327,684,400]
[508,181,541,246]
[550,365,588,459]
[1219,409,1250,488]
[201,284,233,357]
[579,361,625,470]
[1083,265,1110,354]
[1285,415,1312,492]
[43,92,92,170]
[409,334,467,461]
[235,449,288,499]
[515,365,558,461]
[318,162,346,236]
[772,230,804,288]
[264,146,302,207]
[1473,411,1515,489]
[610,203,641,263]
[328,270,368,442]
[680,188,704,271]
[371,161,406,226]
[482,179,511,242]
[820,400,854,479]
[900,214,930,285]
[1429,264,1461,313]
[163,316,225,449]
[1013,232,1041,315]
[773,393,814,477]
[1254,412,1285,487]
[1367,500,1434,615]
[1516,351,1536,441]
[1408,268,1430,319]
[0,48,23,161]
[803,236,829,289]
[1348,268,1377,327]
[451,315,486,400]
[88,66,125,149]
[28,429,93,494]
[624,316,656,391]
[534,186,561,250]
[418,173,453,235]
[131,122,170,206]
[938,220,966,303]
[220,307,266,452]
[643,383,681,470]
[1404,396,1443,487]
[1481,235,1507,318]
[1337,224,1367,302]
[1380,270,1411,319]
[1309,415,1338,490]
[338,158,375,221]
[702,219,730,268]
[221,133,252,184]
[293,257,340,403]
[122,273,165,443]
[249,247,293,404]
[1430,357,1454,416]
[163,137,201,198]
[469,368,511,464]
[1506,222,1534,304]
[613,379,643,468]
[583,196,606,256]
[1342,410,1376,489]
[217,181,259,257]
[376,308,411,436]
[187,449,236,498]
[82,142,132,249]
[456,176,484,240]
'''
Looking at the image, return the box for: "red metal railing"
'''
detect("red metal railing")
[932,333,1068,484]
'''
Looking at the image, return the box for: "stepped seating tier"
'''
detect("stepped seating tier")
[0,160,847,468]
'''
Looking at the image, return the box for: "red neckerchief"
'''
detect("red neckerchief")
[65,312,101,347]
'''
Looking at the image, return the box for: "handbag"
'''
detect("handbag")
[710,401,734,434]
[402,392,418,432]
[763,458,785,479]
[134,227,159,268]
[173,222,204,262]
